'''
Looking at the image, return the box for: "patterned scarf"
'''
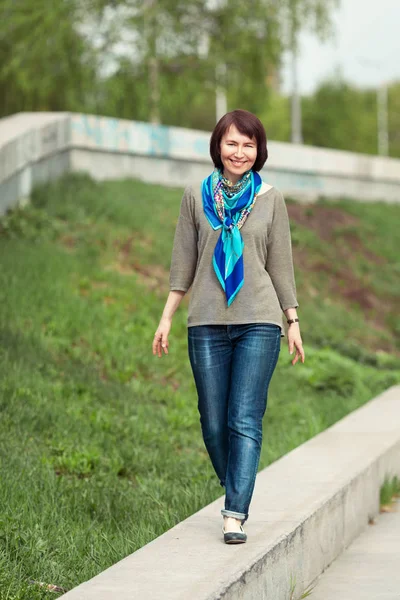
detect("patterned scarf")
[202,168,262,306]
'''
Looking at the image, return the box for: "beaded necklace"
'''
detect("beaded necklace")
[213,169,258,231]
[220,170,251,198]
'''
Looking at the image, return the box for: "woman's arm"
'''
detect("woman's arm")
[265,191,304,366]
[153,290,186,357]
[153,186,198,358]
[266,191,298,312]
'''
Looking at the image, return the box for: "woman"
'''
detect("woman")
[152,109,304,545]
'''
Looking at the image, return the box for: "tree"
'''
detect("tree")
[302,77,380,155]
[0,0,98,116]
[0,0,340,132]
[89,0,339,126]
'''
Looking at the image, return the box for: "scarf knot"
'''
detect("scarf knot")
[223,216,235,232]
[201,168,262,306]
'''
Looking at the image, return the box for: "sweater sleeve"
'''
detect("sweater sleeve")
[169,186,198,292]
[266,191,299,310]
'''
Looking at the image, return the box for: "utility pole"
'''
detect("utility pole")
[358,58,389,157]
[215,62,227,122]
[145,0,160,125]
[289,0,303,145]
[290,47,303,144]
[214,0,227,122]
[377,82,389,156]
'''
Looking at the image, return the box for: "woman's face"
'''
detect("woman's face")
[219,124,257,183]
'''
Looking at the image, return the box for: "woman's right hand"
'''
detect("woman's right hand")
[152,316,172,357]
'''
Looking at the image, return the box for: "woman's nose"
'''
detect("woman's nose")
[234,147,244,157]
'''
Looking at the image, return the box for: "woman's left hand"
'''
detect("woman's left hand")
[288,323,305,366]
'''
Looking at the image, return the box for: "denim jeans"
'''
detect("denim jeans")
[188,323,281,523]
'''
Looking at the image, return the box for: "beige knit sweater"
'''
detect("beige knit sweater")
[169,179,298,332]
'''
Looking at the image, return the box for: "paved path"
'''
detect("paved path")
[310,498,400,600]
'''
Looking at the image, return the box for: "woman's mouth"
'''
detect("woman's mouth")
[230,159,246,167]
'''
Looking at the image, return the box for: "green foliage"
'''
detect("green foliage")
[296,348,362,396]
[380,475,400,507]
[0,0,98,116]
[0,206,66,242]
[302,77,378,154]
[259,75,400,159]
[259,91,291,142]
[0,0,340,129]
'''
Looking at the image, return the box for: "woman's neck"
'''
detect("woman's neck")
[222,169,240,185]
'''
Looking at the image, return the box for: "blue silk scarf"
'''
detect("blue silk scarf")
[201,169,262,306]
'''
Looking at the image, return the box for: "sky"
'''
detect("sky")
[280,0,400,95]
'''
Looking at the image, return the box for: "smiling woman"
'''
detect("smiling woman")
[153,109,304,545]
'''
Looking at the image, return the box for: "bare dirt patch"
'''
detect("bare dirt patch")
[287,204,358,241]
[337,231,385,266]
[91,281,108,290]
[288,204,396,349]
[287,203,385,265]
[108,235,169,294]
[58,234,76,250]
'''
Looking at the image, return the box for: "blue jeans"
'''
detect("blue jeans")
[188,323,281,523]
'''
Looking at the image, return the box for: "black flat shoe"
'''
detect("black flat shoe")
[222,525,247,544]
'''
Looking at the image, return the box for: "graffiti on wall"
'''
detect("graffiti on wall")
[266,169,324,191]
[70,114,210,160]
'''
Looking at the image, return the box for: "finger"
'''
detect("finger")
[300,346,305,363]
[292,351,299,366]
[162,335,169,355]
[153,334,161,356]
[288,341,294,355]
[296,341,305,364]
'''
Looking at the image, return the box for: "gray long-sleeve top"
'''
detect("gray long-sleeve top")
[169,180,298,332]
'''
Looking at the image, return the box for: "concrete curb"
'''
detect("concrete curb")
[61,385,400,600]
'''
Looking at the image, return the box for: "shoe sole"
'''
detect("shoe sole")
[225,538,246,544]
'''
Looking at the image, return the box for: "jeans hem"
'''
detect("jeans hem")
[221,509,247,522]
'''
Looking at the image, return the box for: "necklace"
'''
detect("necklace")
[220,170,251,198]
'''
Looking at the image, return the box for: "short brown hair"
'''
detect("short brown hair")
[209,109,268,172]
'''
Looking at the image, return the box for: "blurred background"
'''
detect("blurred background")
[1,0,399,156]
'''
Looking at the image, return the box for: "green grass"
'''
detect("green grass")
[289,573,315,599]
[380,475,400,507]
[0,173,399,598]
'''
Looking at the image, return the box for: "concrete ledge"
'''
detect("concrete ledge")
[62,385,400,600]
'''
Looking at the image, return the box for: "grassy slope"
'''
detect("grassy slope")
[0,174,399,599]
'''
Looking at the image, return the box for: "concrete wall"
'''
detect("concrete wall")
[0,113,71,214]
[1,111,400,216]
